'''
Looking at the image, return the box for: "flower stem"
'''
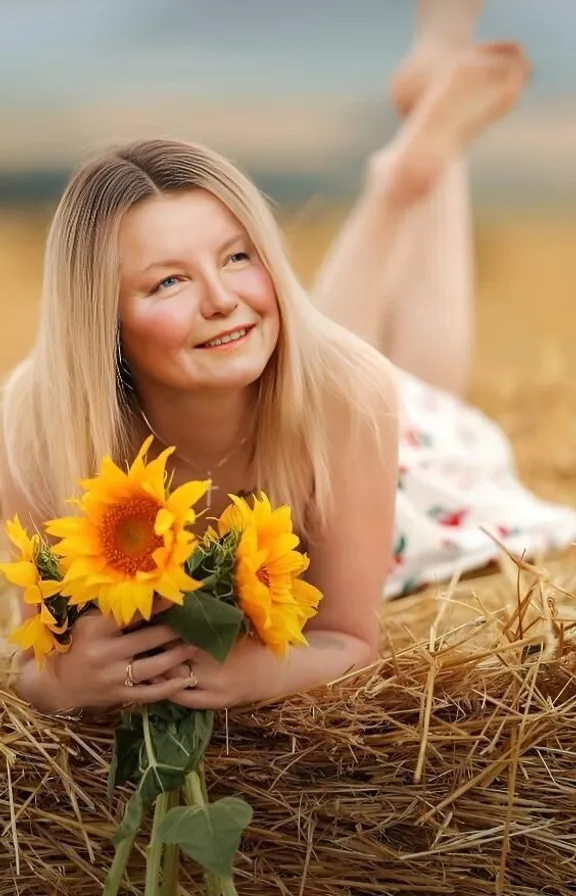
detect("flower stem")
[145,791,171,896]
[103,832,137,896]
[160,790,181,896]
[183,769,238,896]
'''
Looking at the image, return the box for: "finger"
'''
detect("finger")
[73,609,122,638]
[132,644,196,682]
[158,663,193,681]
[152,597,176,615]
[116,624,184,658]
[123,675,195,705]
[169,689,226,710]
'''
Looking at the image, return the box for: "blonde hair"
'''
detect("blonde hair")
[2,139,395,535]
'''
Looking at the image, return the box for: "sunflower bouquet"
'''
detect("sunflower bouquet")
[1,437,322,896]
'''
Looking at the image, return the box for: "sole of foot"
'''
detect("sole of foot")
[371,42,531,205]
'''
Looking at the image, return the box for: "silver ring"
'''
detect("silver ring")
[124,661,137,688]
[185,661,199,689]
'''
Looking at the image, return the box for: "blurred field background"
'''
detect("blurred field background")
[0,0,575,506]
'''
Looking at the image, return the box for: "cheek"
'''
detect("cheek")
[241,267,278,319]
[122,300,191,356]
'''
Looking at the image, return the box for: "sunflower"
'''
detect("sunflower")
[45,436,210,626]
[10,604,70,665]
[0,515,62,605]
[0,515,66,664]
[218,493,323,656]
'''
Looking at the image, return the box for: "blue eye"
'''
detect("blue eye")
[152,275,180,293]
[229,252,249,264]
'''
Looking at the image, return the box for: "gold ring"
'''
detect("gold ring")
[124,661,137,688]
[185,661,199,689]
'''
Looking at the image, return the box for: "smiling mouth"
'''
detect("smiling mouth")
[196,325,255,349]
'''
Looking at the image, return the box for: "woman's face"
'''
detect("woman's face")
[118,189,280,394]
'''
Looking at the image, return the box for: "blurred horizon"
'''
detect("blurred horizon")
[2,0,575,205]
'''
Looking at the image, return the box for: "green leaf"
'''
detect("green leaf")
[158,797,253,878]
[151,707,213,777]
[163,592,243,663]
[112,789,144,845]
[109,713,143,794]
[111,707,214,846]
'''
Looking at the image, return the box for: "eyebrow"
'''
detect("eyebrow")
[139,232,246,276]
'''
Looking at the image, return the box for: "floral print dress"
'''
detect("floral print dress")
[385,369,576,598]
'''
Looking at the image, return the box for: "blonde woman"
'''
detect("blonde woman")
[3,8,575,714]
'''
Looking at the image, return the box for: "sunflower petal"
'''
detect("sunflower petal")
[167,480,211,519]
[5,516,35,559]
[0,560,39,589]
[155,507,176,537]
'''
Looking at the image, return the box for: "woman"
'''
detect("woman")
[2,12,575,713]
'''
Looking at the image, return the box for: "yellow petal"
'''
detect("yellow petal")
[218,494,251,535]
[53,535,101,557]
[154,575,186,603]
[292,578,323,611]
[44,516,85,538]
[169,566,203,592]
[0,560,39,589]
[39,579,63,599]
[137,447,174,501]
[10,615,56,665]
[5,515,35,560]
[167,480,211,519]
[80,454,130,497]
[62,556,102,582]
[155,507,176,537]
[39,602,58,626]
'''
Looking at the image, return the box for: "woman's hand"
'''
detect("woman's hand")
[149,639,253,711]
[151,630,374,711]
[17,610,198,714]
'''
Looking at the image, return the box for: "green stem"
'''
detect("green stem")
[103,831,137,896]
[145,790,171,896]
[183,770,238,896]
[160,790,181,896]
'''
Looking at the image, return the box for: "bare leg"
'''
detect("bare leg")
[313,12,529,395]
[382,0,480,394]
[382,157,474,395]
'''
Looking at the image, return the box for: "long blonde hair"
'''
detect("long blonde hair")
[2,139,395,535]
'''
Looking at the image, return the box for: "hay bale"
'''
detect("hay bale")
[2,552,576,896]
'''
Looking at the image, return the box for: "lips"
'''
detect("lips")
[196,325,255,349]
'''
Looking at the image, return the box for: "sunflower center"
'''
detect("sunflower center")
[256,565,270,588]
[100,497,163,575]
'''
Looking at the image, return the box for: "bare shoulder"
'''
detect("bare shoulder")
[328,353,400,461]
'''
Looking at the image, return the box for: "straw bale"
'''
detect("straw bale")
[2,550,576,896]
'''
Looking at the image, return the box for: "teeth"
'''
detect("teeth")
[204,327,249,348]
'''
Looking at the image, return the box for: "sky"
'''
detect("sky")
[1,1,575,201]
[1,0,574,106]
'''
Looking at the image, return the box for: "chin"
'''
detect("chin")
[190,359,270,392]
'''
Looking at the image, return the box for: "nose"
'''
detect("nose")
[198,272,238,319]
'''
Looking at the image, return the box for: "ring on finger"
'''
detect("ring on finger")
[124,661,137,688]
[185,660,199,689]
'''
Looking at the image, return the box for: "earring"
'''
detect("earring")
[115,328,134,402]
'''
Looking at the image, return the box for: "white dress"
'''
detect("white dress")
[385,369,576,598]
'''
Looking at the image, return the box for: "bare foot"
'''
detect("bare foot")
[389,0,484,116]
[370,42,531,205]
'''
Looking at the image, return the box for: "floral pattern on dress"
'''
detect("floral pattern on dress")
[384,369,576,599]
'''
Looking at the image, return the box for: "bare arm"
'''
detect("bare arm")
[168,371,399,709]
